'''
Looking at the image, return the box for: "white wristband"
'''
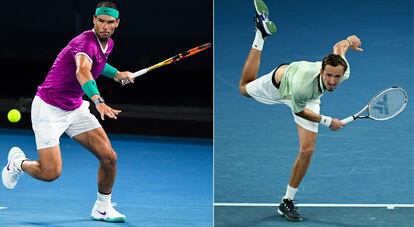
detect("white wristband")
[320,115,332,127]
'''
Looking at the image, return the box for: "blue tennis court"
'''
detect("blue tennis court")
[214,0,413,226]
[0,128,212,226]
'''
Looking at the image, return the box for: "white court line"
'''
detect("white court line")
[0,207,7,209]
[214,203,414,208]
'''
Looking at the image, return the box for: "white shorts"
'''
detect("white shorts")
[246,69,320,133]
[31,96,101,149]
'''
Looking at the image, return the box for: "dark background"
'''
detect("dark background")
[0,0,213,137]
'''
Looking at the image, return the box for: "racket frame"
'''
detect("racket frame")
[341,86,408,124]
[132,43,211,79]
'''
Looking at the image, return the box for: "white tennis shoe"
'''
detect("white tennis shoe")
[91,201,126,222]
[2,147,26,189]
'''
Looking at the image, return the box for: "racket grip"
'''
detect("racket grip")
[341,116,355,124]
[132,68,149,78]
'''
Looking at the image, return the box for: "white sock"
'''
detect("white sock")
[252,30,265,50]
[97,191,112,204]
[13,157,26,172]
[283,185,298,200]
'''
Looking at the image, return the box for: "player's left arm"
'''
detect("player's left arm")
[114,71,134,84]
[101,63,134,84]
[333,35,363,57]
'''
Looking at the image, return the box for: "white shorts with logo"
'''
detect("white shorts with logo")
[246,69,320,133]
[31,96,102,149]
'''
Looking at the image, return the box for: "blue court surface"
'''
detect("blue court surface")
[0,128,212,226]
[214,0,413,226]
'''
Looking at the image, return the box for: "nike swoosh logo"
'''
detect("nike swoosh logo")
[6,161,11,171]
[97,210,106,215]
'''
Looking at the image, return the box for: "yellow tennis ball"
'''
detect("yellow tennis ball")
[7,109,21,123]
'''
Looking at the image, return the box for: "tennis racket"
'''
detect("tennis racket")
[341,86,408,124]
[121,43,211,85]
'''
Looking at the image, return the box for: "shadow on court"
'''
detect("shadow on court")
[9,220,141,227]
[215,206,414,227]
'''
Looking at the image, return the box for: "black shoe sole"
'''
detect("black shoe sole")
[277,208,303,222]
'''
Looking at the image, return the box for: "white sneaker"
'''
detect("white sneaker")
[91,201,126,222]
[2,147,25,189]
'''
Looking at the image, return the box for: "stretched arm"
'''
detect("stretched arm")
[295,108,344,131]
[333,35,363,57]
[101,63,134,84]
[75,55,121,120]
[114,71,134,84]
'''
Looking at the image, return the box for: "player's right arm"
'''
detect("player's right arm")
[295,108,343,131]
[292,94,343,131]
[75,54,121,120]
[75,54,94,85]
[292,93,345,131]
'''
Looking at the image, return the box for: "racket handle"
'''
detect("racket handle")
[341,116,355,124]
[132,68,149,78]
[120,68,149,85]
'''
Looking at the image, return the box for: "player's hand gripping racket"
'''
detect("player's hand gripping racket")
[341,86,408,124]
[121,43,211,85]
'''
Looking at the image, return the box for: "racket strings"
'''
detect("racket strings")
[368,88,407,120]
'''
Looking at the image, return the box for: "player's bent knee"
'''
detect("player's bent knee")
[108,150,117,163]
[42,167,62,182]
[100,149,117,169]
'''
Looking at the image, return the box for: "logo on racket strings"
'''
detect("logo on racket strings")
[372,94,389,115]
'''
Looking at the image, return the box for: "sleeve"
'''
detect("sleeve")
[70,38,96,64]
[341,56,350,82]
